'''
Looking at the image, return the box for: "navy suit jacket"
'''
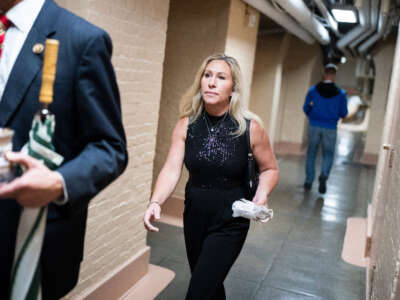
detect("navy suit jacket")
[0,0,128,298]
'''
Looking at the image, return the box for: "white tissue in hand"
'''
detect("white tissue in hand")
[232,199,273,223]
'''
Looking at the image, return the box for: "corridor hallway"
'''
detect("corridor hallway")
[148,128,375,299]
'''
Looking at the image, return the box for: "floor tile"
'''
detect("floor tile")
[225,277,260,299]
[254,285,323,300]
[155,258,191,300]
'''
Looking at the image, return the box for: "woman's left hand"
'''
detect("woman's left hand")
[252,193,268,208]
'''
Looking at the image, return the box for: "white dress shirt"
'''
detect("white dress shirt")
[0,0,45,100]
[1,0,68,204]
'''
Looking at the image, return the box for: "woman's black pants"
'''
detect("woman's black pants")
[183,187,250,300]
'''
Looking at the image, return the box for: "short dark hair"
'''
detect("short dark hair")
[324,67,337,75]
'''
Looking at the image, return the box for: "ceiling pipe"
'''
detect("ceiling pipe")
[242,0,315,44]
[312,0,340,37]
[349,0,380,55]
[358,0,391,54]
[336,0,371,56]
[278,0,331,45]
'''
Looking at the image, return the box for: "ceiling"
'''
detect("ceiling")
[256,0,400,64]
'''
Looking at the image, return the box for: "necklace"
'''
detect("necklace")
[203,111,228,143]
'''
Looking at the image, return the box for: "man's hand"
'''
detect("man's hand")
[0,152,63,207]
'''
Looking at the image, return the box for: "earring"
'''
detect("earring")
[230,92,239,102]
[193,91,201,102]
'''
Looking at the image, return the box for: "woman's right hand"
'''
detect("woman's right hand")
[143,202,161,232]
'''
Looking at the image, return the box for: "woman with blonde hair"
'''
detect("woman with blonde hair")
[144,54,279,299]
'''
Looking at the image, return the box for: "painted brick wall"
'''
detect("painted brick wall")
[364,38,395,156]
[153,0,259,203]
[250,34,283,133]
[224,0,259,108]
[278,37,322,145]
[369,75,400,300]
[153,0,230,200]
[55,0,170,298]
[369,34,400,300]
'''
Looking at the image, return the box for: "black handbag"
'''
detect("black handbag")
[245,119,259,199]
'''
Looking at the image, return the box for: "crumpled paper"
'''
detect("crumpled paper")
[232,199,273,223]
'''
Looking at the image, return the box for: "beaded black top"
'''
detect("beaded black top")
[184,111,248,189]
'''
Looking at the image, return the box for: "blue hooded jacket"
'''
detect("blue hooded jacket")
[303,82,348,129]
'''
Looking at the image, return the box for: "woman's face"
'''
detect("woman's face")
[200,60,233,109]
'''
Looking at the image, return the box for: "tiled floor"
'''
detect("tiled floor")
[147,129,375,299]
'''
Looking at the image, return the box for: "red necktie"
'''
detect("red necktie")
[0,14,12,58]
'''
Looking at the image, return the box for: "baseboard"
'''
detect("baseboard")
[366,204,373,299]
[83,246,151,300]
[159,196,184,228]
[120,264,175,300]
[274,141,304,156]
[341,217,367,267]
[360,153,378,165]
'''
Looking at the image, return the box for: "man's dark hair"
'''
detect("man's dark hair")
[324,67,337,75]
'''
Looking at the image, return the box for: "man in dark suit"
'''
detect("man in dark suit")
[0,0,128,299]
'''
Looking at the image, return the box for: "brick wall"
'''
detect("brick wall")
[224,0,259,107]
[153,0,259,202]
[55,0,170,298]
[153,0,230,200]
[251,34,321,147]
[369,34,400,299]
[364,38,395,156]
[250,34,283,133]
[278,37,322,145]
[250,33,322,148]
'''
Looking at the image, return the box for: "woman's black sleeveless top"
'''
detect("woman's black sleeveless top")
[184,112,248,191]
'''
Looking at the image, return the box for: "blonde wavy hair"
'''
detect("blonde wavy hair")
[179,54,263,136]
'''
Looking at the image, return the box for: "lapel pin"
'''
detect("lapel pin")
[32,43,44,54]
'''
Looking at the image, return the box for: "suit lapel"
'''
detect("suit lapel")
[0,0,59,127]
[0,28,45,127]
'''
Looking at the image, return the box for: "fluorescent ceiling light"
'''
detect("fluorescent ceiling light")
[331,8,357,23]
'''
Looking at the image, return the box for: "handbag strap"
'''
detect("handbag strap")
[245,118,252,157]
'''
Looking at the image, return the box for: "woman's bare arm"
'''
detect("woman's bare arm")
[250,120,279,206]
[144,117,188,231]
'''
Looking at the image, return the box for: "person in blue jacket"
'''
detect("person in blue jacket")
[303,63,348,194]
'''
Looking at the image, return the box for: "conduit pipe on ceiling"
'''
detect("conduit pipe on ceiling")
[336,0,371,56]
[349,0,380,55]
[278,0,330,45]
[358,0,391,54]
[312,0,340,37]
[242,0,315,44]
